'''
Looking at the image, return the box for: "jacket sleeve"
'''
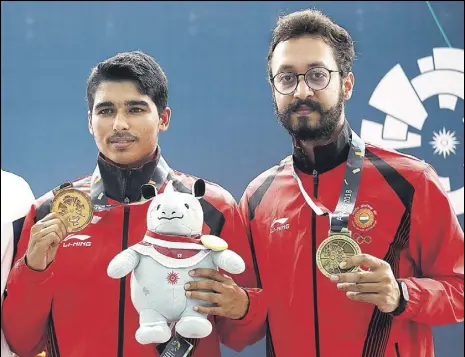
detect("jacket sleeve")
[395,164,464,325]
[2,203,55,357]
[214,194,267,352]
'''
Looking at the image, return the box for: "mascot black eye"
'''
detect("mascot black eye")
[157,204,161,210]
[185,203,190,209]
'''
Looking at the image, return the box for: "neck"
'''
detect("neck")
[102,149,159,170]
[296,116,345,164]
[97,147,161,203]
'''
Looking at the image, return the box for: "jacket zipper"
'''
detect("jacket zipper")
[117,201,130,357]
[395,342,400,357]
[312,170,321,357]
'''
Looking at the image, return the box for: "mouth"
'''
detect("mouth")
[293,105,313,116]
[109,140,136,150]
[157,215,184,221]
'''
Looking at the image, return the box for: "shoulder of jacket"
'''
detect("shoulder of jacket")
[244,155,292,197]
[170,170,237,210]
[365,143,429,178]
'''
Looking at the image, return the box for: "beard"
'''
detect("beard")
[275,90,344,142]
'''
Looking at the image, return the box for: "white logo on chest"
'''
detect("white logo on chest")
[270,217,290,233]
[62,234,92,247]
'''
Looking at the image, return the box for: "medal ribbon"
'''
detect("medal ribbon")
[292,130,365,233]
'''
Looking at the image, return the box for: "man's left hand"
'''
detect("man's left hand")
[330,254,400,313]
[185,268,249,320]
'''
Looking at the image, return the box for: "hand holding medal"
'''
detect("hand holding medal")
[25,182,94,272]
[330,253,401,313]
[50,182,94,232]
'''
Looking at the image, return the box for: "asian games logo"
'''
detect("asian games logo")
[361,48,464,216]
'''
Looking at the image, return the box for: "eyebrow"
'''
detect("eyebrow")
[94,101,114,111]
[94,100,150,111]
[126,100,150,108]
[276,61,328,73]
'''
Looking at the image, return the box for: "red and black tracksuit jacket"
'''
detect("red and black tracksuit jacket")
[239,122,464,357]
[3,150,266,357]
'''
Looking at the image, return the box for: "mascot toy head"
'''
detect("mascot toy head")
[142,180,206,237]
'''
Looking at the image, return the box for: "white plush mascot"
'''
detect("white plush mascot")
[107,179,245,344]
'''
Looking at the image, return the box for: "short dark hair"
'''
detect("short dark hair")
[86,51,168,114]
[267,9,355,80]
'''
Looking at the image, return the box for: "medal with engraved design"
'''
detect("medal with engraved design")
[51,185,93,232]
[316,229,362,278]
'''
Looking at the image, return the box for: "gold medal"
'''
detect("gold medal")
[200,235,228,251]
[51,185,93,232]
[316,230,361,278]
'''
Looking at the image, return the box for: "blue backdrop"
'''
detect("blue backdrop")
[1,2,463,356]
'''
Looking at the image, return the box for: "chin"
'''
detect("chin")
[105,151,136,165]
[291,116,320,131]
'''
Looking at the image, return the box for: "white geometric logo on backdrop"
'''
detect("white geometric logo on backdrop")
[361,48,464,215]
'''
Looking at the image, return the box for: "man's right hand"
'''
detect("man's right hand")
[25,212,69,271]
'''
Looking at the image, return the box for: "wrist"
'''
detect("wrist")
[14,256,55,284]
[390,279,409,316]
[234,288,250,320]
[25,255,46,272]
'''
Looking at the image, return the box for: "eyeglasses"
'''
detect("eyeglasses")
[271,67,342,95]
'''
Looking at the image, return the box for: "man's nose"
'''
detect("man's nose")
[112,113,130,131]
[293,75,315,100]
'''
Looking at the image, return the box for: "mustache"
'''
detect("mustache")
[107,132,139,144]
[280,99,324,116]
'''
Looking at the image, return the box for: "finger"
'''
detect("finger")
[345,292,382,305]
[189,268,228,282]
[337,282,385,293]
[331,270,380,284]
[185,280,224,293]
[53,215,71,234]
[36,224,66,242]
[31,220,47,234]
[49,215,70,234]
[341,254,386,270]
[35,232,61,249]
[42,219,68,237]
[37,212,61,223]
[39,212,68,227]
[34,218,66,236]
[186,291,220,304]
[40,213,70,231]
[193,305,223,317]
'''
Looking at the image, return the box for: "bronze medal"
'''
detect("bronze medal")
[316,232,362,278]
[51,187,93,232]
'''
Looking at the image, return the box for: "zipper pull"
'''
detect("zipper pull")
[124,197,130,204]
[313,169,319,185]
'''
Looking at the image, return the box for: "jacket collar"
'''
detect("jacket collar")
[293,120,352,174]
[89,147,171,205]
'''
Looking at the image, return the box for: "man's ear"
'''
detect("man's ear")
[343,72,355,101]
[158,107,171,132]
[88,111,94,136]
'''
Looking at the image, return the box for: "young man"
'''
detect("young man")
[1,169,35,357]
[2,51,265,357]
[239,9,464,357]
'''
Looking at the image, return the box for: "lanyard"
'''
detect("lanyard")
[292,130,365,232]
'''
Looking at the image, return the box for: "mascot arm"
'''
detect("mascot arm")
[211,250,245,275]
[107,248,141,279]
